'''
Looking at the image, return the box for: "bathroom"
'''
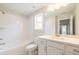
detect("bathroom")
[0,3,79,55]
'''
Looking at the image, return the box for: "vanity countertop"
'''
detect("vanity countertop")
[38,35,79,47]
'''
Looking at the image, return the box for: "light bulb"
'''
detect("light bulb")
[47,3,69,12]
[55,3,69,9]
[48,4,55,12]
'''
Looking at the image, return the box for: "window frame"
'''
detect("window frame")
[34,13,44,30]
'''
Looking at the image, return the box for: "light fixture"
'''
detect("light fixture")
[55,3,69,9]
[54,3,62,9]
[47,3,69,12]
[47,4,55,12]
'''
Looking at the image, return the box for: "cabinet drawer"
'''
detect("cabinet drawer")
[65,45,79,55]
[47,40,64,50]
[47,46,63,55]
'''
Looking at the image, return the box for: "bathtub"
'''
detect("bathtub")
[0,40,32,55]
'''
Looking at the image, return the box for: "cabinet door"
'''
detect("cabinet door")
[64,45,79,55]
[47,46,63,55]
[38,39,47,55]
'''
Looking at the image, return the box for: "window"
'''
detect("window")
[34,13,43,30]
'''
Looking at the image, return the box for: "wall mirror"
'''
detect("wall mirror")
[56,15,75,35]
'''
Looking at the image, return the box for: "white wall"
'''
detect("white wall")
[27,8,56,41]
[27,8,47,41]
[0,12,29,47]
[44,14,56,35]
[75,4,79,35]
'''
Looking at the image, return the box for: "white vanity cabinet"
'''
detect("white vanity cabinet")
[38,35,79,55]
[38,38,64,55]
[64,45,79,55]
[47,40,64,55]
[47,46,63,55]
[38,39,47,55]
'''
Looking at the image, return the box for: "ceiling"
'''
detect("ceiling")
[0,3,76,16]
[0,3,48,16]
